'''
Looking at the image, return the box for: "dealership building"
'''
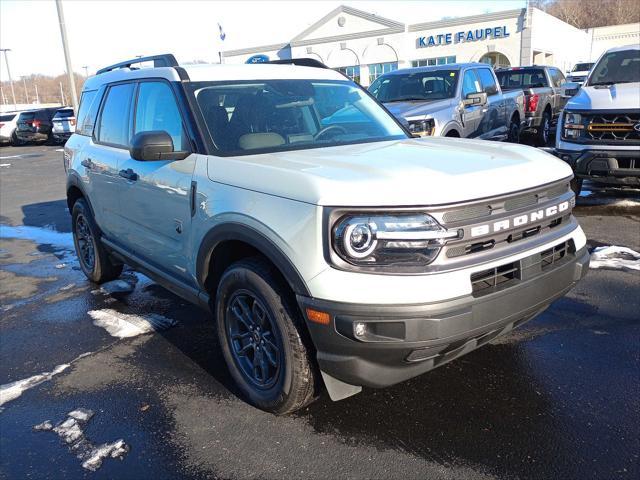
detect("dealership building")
[224,5,640,86]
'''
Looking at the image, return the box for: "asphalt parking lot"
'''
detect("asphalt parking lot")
[1,144,638,480]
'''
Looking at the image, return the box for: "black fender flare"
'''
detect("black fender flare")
[196,223,311,297]
[66,173,95,217]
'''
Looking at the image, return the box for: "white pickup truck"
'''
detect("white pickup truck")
[555,45,640,193]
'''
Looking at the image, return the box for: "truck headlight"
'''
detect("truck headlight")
[332,213,458,268]
[407,119,435,137]
[562,112,584,140]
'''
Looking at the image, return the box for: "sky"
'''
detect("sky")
[0,0,525,78]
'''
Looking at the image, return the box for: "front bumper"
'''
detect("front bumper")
[299,245,589,390]
[555,148,640,186]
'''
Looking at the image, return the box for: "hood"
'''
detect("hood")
[383,98,454,120]
[566,82,640,111]
[207,138,573,207]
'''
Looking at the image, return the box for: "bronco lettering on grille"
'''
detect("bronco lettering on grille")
[470,201,569,238]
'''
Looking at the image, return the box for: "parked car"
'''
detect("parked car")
[555,45,640,194]
[566,62,595,85]
[496,66,568,146]
[15,107,59,144]
[368,63,524,142]
[0,112,20,145]
[52,107,76,144]
[65,54,589,414]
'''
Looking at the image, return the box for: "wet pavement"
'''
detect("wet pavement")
[1,144,639,479]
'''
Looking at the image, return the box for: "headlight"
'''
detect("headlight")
[562,112,584,140]
[332,213,458,268]
[407,118,435,137]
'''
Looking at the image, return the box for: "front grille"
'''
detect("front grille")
[616,158,637,170]
[471,262,520,295]
[540,240,571,269]
[584,113,640,143]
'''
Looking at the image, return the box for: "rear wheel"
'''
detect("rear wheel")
[72,198,123,283]
[11,131,22,146]
[215,257,316,414]
[537,110,551,146]
[507,116,521,143]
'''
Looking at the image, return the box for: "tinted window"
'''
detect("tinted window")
[134,81,186,150]
[496,69,548,89]
[476,69,499,95]
[572,63,594,72]
[549,69,565,87]
[461,70,481,97]
[0,114,16,122]
[76,91,97,135]
[54,109,74,119]
[97,83,134,146]
[18,112,34,122]
[369,70,459,102]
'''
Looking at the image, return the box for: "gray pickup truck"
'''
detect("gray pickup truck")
[369,63,524,142]
[496,66,568,146]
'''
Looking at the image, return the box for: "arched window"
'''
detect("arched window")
[479,52,511,69]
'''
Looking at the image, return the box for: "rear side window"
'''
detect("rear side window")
[0,114,16,122]
[134,81,186,150]
[97,83,135,147]
[476,69,499,95]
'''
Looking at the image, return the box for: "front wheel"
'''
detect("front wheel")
[215,258,317,414]
[72,198,123,283]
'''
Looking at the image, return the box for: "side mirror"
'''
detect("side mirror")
[463,92,487,107]
[129,130,190,161]
[560,82,580,98]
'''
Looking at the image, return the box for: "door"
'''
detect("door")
[476,68,507,139]
[84,82,135,238]
[116,80,196,282]
[459,69,483,138]
[548,68,568,120]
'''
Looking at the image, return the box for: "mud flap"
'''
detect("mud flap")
[321,371,362,401]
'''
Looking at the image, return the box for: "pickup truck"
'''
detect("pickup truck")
[496,66,568,146]
[555,45,640,194]
[566,62,595,85]
[368,63,524,142]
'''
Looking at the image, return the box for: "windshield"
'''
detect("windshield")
[191,79,406,155]
[572,63,594,72]
[496,69,547,89]
[368,70,459,102]
[587,49,640,86]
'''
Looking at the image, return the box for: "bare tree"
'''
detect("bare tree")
[535,0,640,29]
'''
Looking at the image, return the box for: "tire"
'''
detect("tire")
[71,198,123,283]
[537,110,551,147]
[507,116,521,143]
[215,257,316,414]
[570,177,583,196]
[11,131,22,147]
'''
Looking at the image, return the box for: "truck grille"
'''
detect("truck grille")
[584,112,640,143]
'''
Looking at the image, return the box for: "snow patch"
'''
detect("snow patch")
[0,163,10,167]
[88,309,176,338]
[0,364,70,407]
[590,246,640,272]
[35,409,129,471]
[0,224,74,250]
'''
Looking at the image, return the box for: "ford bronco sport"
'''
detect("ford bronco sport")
[65,54,589,414]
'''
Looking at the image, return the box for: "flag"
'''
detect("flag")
[218,23,226,41]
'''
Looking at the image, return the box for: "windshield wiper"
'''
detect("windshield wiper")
[385,97,429,102]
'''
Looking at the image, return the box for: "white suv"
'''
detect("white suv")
[65,54,589,414]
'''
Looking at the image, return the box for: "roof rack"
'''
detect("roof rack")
[267,58,329,69]
[97,54,179,75]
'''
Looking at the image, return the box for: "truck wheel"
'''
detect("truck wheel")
[570,177,583,196]
[215,258,316,414]
[72,198,123,283]
[537,111,551,146]
[507,117,520,143]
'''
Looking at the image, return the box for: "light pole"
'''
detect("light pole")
[22,77,29,104]
[82,65,89,77]
[0,48,17,110]
[55,0,78,112]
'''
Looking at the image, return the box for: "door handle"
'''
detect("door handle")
[119,168,138,181]
[81,158,93,169]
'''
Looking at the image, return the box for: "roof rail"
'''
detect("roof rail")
[267,58,329,69]
[97,54,179,75]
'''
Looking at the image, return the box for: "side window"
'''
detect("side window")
[461,70,481,97]
[76,90,97,135]
[477,69,499,96]
[550,68,565,87]
[134,81,186,150]
[97,83,134,147]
